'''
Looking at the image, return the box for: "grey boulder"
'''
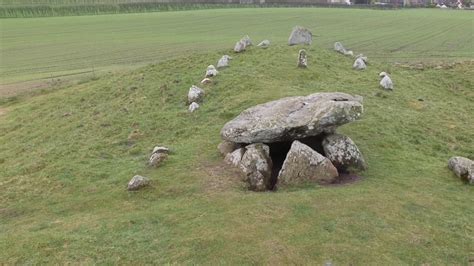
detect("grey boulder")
[188,85,204,103]
[188,102,200,112]
[218,140,240,156]
[288,26,312,46]
[217,55,232,68]
[353,58,367,70]
[297,49,308,68]
[149,146,170,167]
[234,40,246,53]
[225,148,245,167]
[257,39,270,48]
[127,175,150,191]
[277,141,339,187]
[448,156,473,184]
[221,92,363,144]
[322,133,367,171]
[239,143,273,191]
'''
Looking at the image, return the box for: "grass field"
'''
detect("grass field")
[1,42,473,263]
[1,7,474,264]
[1,8,473,87]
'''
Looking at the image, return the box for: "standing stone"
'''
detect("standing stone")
[448,156,474,184]
[334,42,347,54]
[257,40,270,48]
[277,141,339,187]
[234,40,246,53]
[297,49,308,68]
[217,55,232,68]
[241,35,253,46]
[322,133,367,171]
[218,140,240,156]
[224,148,245,167]
[356,54,368,63]
[353,57,367,70]
[188,102,200,112]
[149,146,170,167]
[188,85,204,103]
[239,143,273,191]
[333,42,353,56]
[205,65,218,77]
[288,26,312,46]
[379,72,394,90]
[127,175,150,191]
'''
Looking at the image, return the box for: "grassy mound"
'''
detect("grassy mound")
[0,44,473,264]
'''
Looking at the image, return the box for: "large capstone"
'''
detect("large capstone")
[277,140,339,187]
[322,133,367,171]
[221,92,363,144]
[288,26,312,46]
[239,143,273,191]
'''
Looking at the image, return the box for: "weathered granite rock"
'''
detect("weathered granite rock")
[188,85,204,103]
[356,54,368,63]
[277,141,339,187]
[334,42,346,54]
[205,65,218,77]
[188,102,200,112]
[448,156,474,184]
[225,148,245,167]
[234,40,246,53]
[239,143,273,191]
[353,57,367,70]
[201,78,212,84]
[241,35,253,46]
[322,133,366,171]
[297,49,308,68]
[379,72,393,90]
[149,146,169,167]
[288,26,312,46]
[221,92,363,144]
[344,50,354,56]
[218,140,240,156]
[257,39,270,48]
[127,175,150,191]
[217,55,232,68]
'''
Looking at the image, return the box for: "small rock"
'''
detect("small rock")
[277,141,339,187]
[224,148,245,167]
[241,35,253,46]
[334,42,346,54]
[322,133,367,171]
[234,40,246,53]
[152,146,170,154]
[353,57,367,70]
[149,152,168,167]
[448,156,473,184]
[356,54,368,63]
[218,140,240,156]
[379,72,394,90]
[188,85,204,103]
[297,49,308,68]
[127,175,150,191]
[257,39,270,48]
[344,50,354,56]
[201,78,212,84]
[288,26,312,46]
[239,143,273,191]
[217,55,232,68]
[205,65,218,78]
[188,102,200,112]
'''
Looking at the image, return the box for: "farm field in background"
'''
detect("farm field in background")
[1,8,473,88]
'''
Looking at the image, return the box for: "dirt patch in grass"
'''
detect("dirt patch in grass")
[0,107,8,117]
[324,173,363,187]
[200,161,244,193]
[0,80,50,98]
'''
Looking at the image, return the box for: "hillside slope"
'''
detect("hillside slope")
[0,44,473,264]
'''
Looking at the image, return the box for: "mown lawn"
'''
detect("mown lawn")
[1,8,472,85]
[0,42,473,264]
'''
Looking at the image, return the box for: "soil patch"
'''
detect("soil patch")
[324,172,363,187]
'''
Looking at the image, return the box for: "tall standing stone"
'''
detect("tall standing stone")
[288,26,312,46]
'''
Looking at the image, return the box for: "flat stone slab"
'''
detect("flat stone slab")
[221,92,363,144]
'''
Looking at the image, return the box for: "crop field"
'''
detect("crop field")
[0,6,473,264]
[1,8,473,88]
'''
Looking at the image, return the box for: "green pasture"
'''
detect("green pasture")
[1,42,473,263]
[1,8,473,85]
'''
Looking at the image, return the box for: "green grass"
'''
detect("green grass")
[1,8,472,85]
[0,42,473,263]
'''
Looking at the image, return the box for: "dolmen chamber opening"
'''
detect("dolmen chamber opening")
[218,92,367,191]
